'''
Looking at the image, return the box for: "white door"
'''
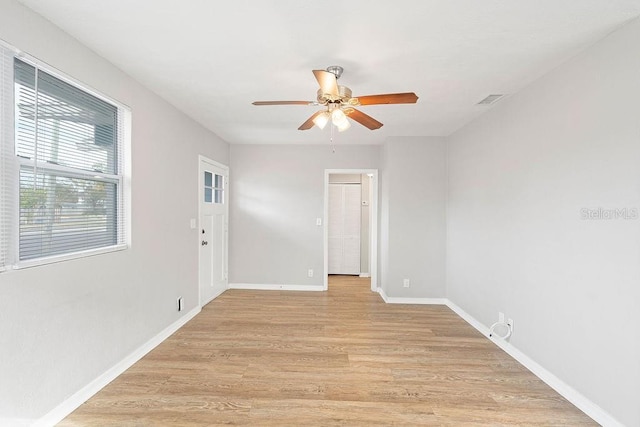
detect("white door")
[199,157,228,306]
[328,183,361,274]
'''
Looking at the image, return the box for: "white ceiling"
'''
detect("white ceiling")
[18,0,640,145]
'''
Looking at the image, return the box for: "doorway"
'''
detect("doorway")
[324,169,378,292]
[328,180,362,275]
[198,155,229,306]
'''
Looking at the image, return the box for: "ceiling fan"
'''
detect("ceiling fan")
[252,66,418,132]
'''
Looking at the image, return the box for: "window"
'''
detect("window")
[203,171,224,204]
[0,43,129,270]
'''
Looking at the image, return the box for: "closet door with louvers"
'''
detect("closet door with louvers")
[328,183,361,275]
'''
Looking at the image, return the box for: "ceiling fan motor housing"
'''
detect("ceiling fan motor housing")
[317,85,358,105]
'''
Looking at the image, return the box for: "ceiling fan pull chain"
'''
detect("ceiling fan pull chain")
[330,122,336,153]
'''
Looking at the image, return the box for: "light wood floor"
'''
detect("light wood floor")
[60,276,595,426]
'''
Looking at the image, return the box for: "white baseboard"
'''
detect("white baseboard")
[228,283,324,291]
[34,306,201,427]
[445,301,623,427]
[376,287,448,305]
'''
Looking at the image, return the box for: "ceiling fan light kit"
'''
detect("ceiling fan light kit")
[252,66,418,132]
[311,104,351,132]
[312,111,330,130]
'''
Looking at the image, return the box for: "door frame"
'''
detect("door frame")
[324,169,378,292]
[198,155,229,307]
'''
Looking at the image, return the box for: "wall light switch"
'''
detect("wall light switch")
[316,218,322,226]
[190,218,196,229]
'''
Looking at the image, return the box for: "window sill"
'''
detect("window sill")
[10,244,129,270]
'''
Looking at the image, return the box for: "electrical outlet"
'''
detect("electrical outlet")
[308,269,314,278]
[177,297,183,312]
[499,312,505,323]
[507,318,514,332]
[403,278,410,288]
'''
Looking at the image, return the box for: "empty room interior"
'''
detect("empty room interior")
[1,1,640,426]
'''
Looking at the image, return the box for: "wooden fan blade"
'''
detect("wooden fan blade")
[356,92,418,105]
[252,101,314,106]
[298,111,323,130]
[347,108,383,130]
[312,70,339,96]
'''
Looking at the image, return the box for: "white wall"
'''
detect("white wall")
[229,144,379,286]
[0,0,229,421]
[447,18,640,427]
[380,137,447,298]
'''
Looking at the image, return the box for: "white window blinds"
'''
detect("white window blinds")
[0,45,128,268]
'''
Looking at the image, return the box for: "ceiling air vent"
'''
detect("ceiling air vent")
[477,94,504,105]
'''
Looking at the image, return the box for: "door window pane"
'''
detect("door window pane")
[213,174,224,204]
[214,174,223,189]
[204,171,213,203]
